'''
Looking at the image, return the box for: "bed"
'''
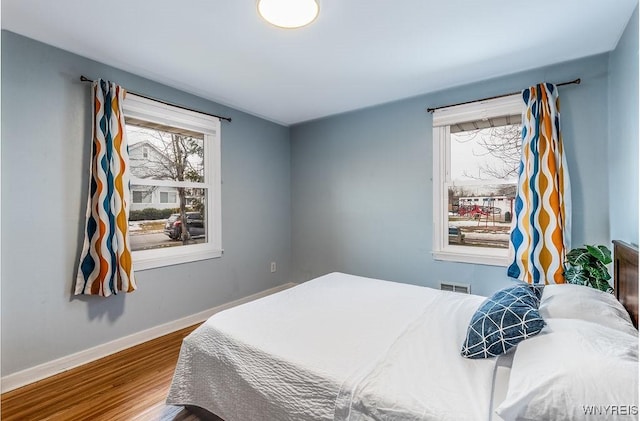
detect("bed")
[167,242,639,421]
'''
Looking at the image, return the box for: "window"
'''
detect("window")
[132,190,152,204]
[123,94,222,271]
[159,191,177,204]
[432,94,521,266]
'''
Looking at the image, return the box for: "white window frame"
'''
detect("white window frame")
[124,94,222,271]
[432,94,521,266]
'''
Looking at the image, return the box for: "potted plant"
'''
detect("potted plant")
[563,244,613,293]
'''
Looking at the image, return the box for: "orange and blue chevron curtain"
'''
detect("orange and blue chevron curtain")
[507,83,571,285]
[75,80,137,296]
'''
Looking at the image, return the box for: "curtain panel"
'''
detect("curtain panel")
[75,80,137,296]
[508,83,571,285]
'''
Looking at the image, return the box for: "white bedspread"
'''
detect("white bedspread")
[166,272,499,421]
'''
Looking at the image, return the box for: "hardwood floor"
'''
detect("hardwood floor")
[1,324,222,421]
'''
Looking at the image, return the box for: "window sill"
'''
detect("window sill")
[133,246,222,271]
[432,248,510,267]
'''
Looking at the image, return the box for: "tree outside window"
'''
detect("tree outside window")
[127,122,206,249]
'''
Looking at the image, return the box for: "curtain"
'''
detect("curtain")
[508,83,571,285]
[75,80,137,296]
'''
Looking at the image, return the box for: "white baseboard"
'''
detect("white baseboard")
[1,282,296,393]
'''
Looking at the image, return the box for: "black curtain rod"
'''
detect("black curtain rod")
[426,78,581,113]
[80,76,232,122]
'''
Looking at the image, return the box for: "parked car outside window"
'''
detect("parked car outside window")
[448,226,465,244]
[164,212,205,240]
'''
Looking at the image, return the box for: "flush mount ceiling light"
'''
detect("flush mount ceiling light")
[258,0,319,29]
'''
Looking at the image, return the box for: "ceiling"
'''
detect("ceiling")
[2,1,638,126]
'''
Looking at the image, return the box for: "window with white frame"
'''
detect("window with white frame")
[432,94,522,266]
[159,191,178,204]
[124,94,222,271]
[132,190,152,204]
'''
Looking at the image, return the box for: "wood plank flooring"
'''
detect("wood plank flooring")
[1,324,223,421]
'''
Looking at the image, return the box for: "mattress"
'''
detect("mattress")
[166,272,508,420]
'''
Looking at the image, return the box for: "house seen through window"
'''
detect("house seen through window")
[123,94,222,270]
[432,95,522,266]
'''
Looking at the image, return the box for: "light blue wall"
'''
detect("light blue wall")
[1,31,291,375]
[609,6,639,246]
[4,19,637,377]
[291,54,612,297]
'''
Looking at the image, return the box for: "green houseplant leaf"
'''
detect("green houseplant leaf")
[585,260,612,281]
[563,266,588,285]
[596,279,614,293]
[566,247,592,267]
[586,244,612,265]
[563,244,613,293]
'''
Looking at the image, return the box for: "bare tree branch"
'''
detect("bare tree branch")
[455,124,522,180]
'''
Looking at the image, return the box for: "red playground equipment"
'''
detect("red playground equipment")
[457,204,500,218]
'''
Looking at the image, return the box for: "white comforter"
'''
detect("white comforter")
[166,272,499,421]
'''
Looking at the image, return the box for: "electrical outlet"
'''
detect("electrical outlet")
[270,262,277,273]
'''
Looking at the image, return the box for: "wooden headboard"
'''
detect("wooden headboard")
[613,240,639,328]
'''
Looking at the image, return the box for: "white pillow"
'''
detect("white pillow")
[496,319,639,421]
[539,284,637,335]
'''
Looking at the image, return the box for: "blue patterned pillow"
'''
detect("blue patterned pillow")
[461,284,545,359]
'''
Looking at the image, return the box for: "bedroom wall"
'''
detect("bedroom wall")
[290,54,612,297]
[608,6,639,246]
[1,31,291,376]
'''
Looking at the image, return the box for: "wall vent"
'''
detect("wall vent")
[439,281,471,294]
